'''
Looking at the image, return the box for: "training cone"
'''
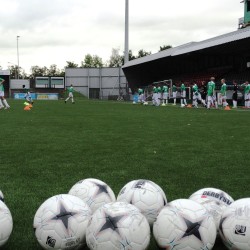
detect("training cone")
[28,104,33,108]
[24,106,31,111]
[224,106,231,110]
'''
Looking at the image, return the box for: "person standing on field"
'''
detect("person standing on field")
[220,79,228,107]
[232,80,238,108]
[0,77,10,110]
[172,83,177,105]
[207,77,218,109]
[180,81,187,106]
[241,81,250,108]
[23,85,34,104]
[192,83,202,108]
[157,84,162,106]
[162,82,169,105]
[200,81,207,107]
[138,87,144,104]
[65,84,75,104]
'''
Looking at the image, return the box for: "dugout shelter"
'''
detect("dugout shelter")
[122,27,250,92]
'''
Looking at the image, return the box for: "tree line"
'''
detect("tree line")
[1,45,172,79]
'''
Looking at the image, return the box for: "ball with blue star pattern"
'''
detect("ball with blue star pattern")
[33,194,91,249]
[86,201,150,250]
[69,178,116,213]
[153,199,216,250]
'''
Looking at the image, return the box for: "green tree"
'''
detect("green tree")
[129,50,136,61]
[8,65,18,79]
[81,54,103,68]
[65,61,78,68]
[108,48,123,67]
[47,64,64,76]
[137,49,151,58]
[30,66,48,79]
[159,45,172,52]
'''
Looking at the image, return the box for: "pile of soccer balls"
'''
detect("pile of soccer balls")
[31,178,250,250]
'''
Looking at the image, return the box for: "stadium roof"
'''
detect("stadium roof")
[122,27,250,69]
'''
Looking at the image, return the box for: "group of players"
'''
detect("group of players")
[137,77,250,109]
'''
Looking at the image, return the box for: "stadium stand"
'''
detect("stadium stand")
[122,27,250,91]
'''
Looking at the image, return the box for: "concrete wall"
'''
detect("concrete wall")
[65,67,127,99]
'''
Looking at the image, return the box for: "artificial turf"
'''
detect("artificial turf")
[0,99,249,249]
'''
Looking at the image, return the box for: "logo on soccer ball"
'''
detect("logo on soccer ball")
[235,225,246,236]
[133,180,146,189]
[46,236,56,248]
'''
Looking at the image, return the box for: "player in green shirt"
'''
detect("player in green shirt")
[207,77,218,109]
[138,87,145,104]
[180,82,187,106]
[157,85,162,106]
[172,83,177,105]
[162,83,169,105]
[241,81,250,108]
[65,84,75,104]
[220,79,228,107]
[192,83,200,108]
[0,77,10,110]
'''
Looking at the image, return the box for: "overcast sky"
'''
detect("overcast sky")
[0,0,244,73]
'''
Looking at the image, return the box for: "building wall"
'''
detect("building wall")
[65,67,127,99]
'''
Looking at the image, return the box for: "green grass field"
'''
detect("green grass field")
[0,99,250,249]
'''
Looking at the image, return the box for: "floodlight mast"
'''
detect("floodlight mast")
[124,0,129,64]
[17,35,20,79]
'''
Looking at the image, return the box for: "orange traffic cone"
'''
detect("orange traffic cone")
[224,106,231,110]
[24,106,31,111]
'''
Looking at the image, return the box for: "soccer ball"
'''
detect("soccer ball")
[161,103,166,106]
[86,202,150,250]
[143,102,148,105]
[0,190,4,202]
[132,101,136,104]
[180,104,185,108]
[33,194,91,249]
[117,179,167,226]
[0,200,13,247]
[189,187,234,230]
[219,198,250,250]
[68,178,116,213]
[153,199,217,250]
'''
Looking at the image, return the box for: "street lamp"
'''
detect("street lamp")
[17,35,20,79]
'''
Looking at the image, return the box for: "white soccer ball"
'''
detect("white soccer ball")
[153,199,217,250]
[189,187,234,230]
[0,200,13,247]
[86,202,150,250]
[161,103,166,106]
[132,101,136,104]
[180,104,185,108]
[143,102,148,105]
[117,179,167,226]
[68,178,116,213]
[219,198,250,250]
[33,194,91,249]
